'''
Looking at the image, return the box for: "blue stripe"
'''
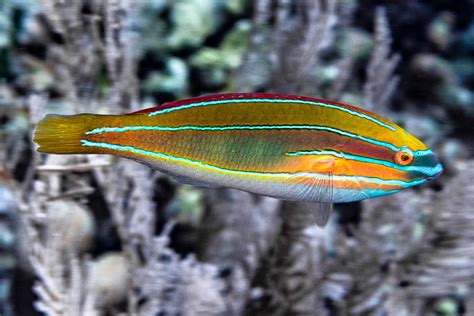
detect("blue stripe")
[285,150,443,177]
[413,149,433,156]
[80,140,426,189]
[146,98,396,131]
[85,125,401,152]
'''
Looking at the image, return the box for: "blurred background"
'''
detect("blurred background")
[0,0,473,315]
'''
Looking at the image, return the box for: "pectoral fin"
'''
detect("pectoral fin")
[289,157,335,227]
[310,201,333,227]
[308,169,334,227]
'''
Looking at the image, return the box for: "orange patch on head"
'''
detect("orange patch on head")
[287,155,337,173]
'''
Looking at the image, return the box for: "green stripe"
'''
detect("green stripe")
[85,124,400,152]
[147,98,396,131]
[80,140,426,188]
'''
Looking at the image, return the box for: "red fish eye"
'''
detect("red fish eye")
[394,150,414,166]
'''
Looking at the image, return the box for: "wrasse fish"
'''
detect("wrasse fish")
[34,93,442,226]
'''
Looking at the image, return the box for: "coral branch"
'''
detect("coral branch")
[363,7,400,112]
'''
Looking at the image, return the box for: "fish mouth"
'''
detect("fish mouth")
[426,163,443,180]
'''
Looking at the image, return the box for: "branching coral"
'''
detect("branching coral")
[25,206,98,316]
[198,189,281,315]
[2,0,472,315]
[6,1,228,315]
[320,160,474,315]
[363,7,400,112]
[402,161,474,299]
[134,222,226,316]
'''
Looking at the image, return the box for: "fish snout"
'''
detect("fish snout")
[426,163,443,180]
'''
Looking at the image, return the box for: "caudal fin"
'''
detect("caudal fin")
[33,114,110,154]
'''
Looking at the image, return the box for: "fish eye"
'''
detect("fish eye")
[394,148,414,166]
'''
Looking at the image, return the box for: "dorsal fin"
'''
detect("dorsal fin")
[127,92,379,117]
[128,93,263,115]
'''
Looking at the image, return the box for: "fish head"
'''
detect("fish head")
[394,128,443,180]
[357,128,443,200]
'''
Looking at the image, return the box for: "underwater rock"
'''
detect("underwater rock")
[0,0,39,48]
[167,0,220,49]
[439,84,474,113]
[0,222,15,253]
[0,1,12,48]
[435,297,458,316]
[407,53,455,101]
[410,54,455,86]
[17,56,55,91]
[408,54,473,113]
[166,185,204,225]
[134,1,168,55]
[90,252,129,307]
[440,138,470,168]
[451,58,474,86]
[339,93,364,107]
[48,199,95,254]
[0,187,16,284]
[455,23,474,55]
[335,27,373,60]
[191,20,251,88]
[223,0,248,15]
[143,57,188,97]
[317,64,342,85]
[138,0,167,12]
[0,187,16,216]
[4,114,29,139]
[427,12,455,51]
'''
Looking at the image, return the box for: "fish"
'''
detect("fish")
[33,93,443,226]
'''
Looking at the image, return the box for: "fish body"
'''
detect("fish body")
[34,93,442,204]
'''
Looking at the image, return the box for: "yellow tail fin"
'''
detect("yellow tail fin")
[33,114,111,154]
